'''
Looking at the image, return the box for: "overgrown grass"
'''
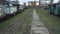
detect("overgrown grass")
[16,9,33,34]
[0,9,29,29]
[37,8,60,34]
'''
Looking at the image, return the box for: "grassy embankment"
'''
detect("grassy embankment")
[0,9,32,30]
[37,8,60,34]
[16,9,33,34]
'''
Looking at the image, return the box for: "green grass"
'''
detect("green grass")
[0,9,30,29]
[37,8,60,34]
[0,8,32,34]
[16,9,33,34]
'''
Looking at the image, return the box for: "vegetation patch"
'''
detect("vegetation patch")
[0,9,29,29]
[16,9,33,34]
[37,8,60,34]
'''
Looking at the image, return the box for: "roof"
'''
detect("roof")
[9,1,19,4]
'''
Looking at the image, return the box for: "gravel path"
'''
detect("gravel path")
[31,9,49,34]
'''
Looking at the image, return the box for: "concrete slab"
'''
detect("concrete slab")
[31,9,49,34]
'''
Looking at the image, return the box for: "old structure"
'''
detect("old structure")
[24,2,26,6]
[28,1,37,8]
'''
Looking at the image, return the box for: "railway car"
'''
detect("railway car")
[19,5,25,11]
[48,0,60,16]
[0,5,6,19]
[9,5,17,15]
[4,4,17,16]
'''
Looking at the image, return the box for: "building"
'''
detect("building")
[28,1,37,8]
[24,2,26,6]
[28,1,32,7]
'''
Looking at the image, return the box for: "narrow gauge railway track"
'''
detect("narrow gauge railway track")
[0,9,32,34]
[15,9,33,34]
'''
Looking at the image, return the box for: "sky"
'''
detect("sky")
[18,0,39,5]
[18,0,52,5]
